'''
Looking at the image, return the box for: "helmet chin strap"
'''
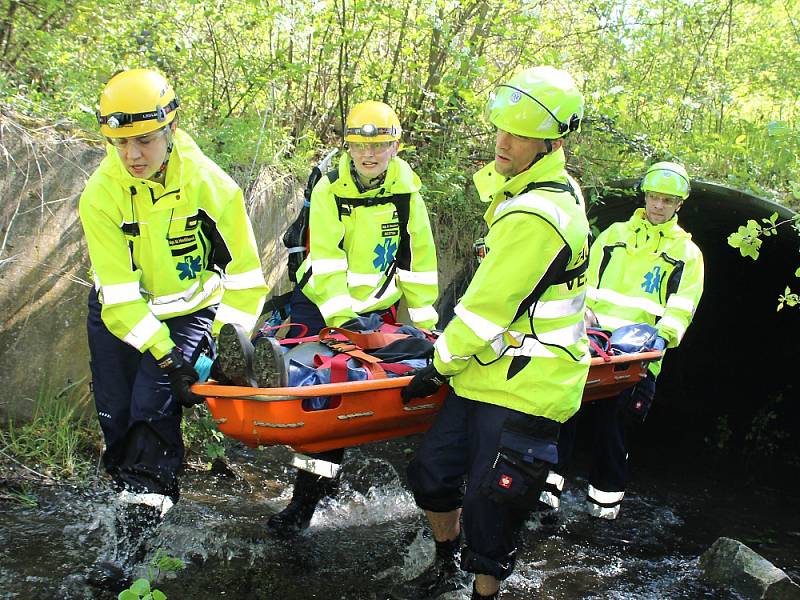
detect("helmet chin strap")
[350,159,386,193]
[520,139,553,174]
[153,128,175,180]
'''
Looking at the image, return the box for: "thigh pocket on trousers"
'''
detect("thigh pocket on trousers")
[479,419,559,508]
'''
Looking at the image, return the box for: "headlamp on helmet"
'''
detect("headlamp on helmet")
[344,101,403,143]
[97,69,179,138]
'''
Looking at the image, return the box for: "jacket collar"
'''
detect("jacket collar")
[102,129,196,193]
[332,152,421,197]
[472,147,567,204]
[629,208,689,239]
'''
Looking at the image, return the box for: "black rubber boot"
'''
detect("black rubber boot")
[215,322,257,387]
[87,501,162,592]
[266,469,338,538]
[252,336,288,388]
[395,536,474,599]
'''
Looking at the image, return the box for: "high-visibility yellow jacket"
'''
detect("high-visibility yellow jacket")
[296,152,439,329]
[79,129,268,360]
[433,149,591,422]
[587,207,704,376]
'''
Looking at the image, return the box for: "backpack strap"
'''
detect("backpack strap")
[334,192,412,299]
[522,179,581,205]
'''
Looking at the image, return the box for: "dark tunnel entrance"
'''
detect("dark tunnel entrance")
[589,180,799,455]
[438,181,799,459]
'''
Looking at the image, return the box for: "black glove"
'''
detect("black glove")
[401,363,447,404]
[157,348,205,408]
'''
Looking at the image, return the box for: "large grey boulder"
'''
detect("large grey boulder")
[699,537,800,599]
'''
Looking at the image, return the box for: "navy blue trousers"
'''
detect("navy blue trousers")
[556,372,657,493]
[408,390,558,578]
[87,288,215,499]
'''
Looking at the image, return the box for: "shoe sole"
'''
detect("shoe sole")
[253,337,288,388]
[217,323,256,387]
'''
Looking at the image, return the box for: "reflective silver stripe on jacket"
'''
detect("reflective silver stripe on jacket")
[216,303,259,333]
[493,192,572,228]
[123,313,163,349]
[222,267,267,290]
[312,257,348,275]
[531,292,586,319]
[454,304,505,342]
[148,275,221,316]
[319,294,353,319]
[397,269,438,285]
[591,287,665,317]
[352,279,398,313]
[347,271,382,287]
[666,295,695,313]
[408,305,438,324]
[101,281,142,305]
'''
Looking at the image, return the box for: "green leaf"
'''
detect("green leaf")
[153,591,168,600]
[735,134,747,145]
[130,578,151,594]
[795,267,800,278]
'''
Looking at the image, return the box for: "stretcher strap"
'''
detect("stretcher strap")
[319,326,409,349]
[317,350,387,380]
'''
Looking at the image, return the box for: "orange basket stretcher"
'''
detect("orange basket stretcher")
[193,351,661,454]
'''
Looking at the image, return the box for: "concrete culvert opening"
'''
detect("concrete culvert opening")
[589,181,800,461]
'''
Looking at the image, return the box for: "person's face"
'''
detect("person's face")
[494,129,555,177]
[349,140,398,180]
[109,126,171,180]
[644,191,683,225]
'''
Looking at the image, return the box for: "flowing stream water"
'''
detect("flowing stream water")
[1,420,798,600]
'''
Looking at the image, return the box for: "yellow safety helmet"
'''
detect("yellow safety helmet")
[641,161,691,200]
[344,101,402,143]
[486,66,583,139]
[97,69,179,138]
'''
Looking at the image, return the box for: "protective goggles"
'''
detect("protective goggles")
[96,98,179,129]
[348,141,396,153]
[345,123,400,138]
[105,126,169,148]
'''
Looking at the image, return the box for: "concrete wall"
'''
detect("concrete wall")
[0,113,299,420]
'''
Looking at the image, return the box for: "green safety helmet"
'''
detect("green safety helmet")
[641,162,691,200]
[486,66,584,139]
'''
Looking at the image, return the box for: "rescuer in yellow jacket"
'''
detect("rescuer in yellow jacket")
[262,101,439,538]
[546,161,705,521]
[296,143,439,329]
[399,67,590,600]
[78,69,267,590]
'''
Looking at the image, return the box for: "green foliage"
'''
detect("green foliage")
[0,379,99,480]
[118,550,185,600]
[119,579,167,600]
[0,482,38,507]
[727,212,800,308]
[182,405,227,465]
[1,0,798,202]
[727,218,766,259]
